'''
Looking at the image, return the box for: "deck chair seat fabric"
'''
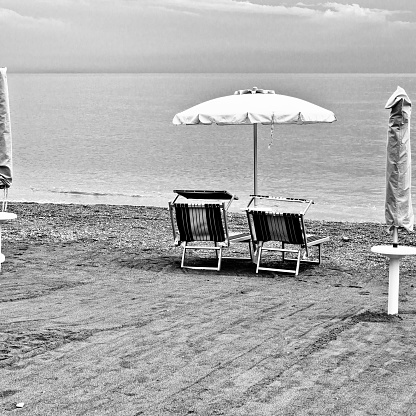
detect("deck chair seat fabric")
[246,200,329,275]
[251,211,304,245]
[175,203,226,244]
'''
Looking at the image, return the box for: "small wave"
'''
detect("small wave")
[46,189,143,198]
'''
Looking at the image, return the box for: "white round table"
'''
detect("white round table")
[371,245,416,315]
[0,212,17,269]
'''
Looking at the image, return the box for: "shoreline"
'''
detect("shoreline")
[1,202,416,415]
[6,199,384,224]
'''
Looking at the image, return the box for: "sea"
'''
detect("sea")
[6,72,416,222]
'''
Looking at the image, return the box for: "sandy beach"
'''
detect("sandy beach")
[1,202,416,415]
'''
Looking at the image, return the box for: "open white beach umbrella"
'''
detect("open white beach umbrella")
[173,87,336,196]
[385,86,414,243]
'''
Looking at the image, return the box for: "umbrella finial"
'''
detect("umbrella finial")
[234,87,276,95]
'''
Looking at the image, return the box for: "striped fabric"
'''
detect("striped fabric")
[251,211,304,244]
[175,203,226,242]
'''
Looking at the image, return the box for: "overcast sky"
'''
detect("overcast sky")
[1,0,416,73]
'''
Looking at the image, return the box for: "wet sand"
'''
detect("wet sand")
[1,203,416,415]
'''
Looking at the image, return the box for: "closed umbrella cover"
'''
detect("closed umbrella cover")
[385,86,413,232]
[0,68,12,188]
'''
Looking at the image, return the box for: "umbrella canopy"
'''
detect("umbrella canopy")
[173,88,336,126]
[0,68,12,189]
[173,87,336,196]
[385,86,414,238]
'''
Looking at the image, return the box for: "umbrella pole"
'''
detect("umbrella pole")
[254,124,258,199]
[392,226,398,247]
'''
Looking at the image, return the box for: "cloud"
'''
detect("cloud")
[318,2,406,23]
[148,0,414,25]
[0,7,65,28]
[149,0,318,17]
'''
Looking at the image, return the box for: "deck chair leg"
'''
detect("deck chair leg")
[249,241,254,262]
[251,242,260,265]
[299,244,324,265]
[181,242,223,271]
[256,246,302,275]
[232,240,255,262]
[318,244,322,264]
[215,242,224,271]
[295,250,301,276]
[217,247,222,271]
[255,243,263,273]
[181,242,188,269]
[282,242,285,262]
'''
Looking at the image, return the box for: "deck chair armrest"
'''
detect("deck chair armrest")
[228,232,251,243]
[305,234,330,246]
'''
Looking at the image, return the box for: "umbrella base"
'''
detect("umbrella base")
[371,245,416,314]
[0,212,17,271]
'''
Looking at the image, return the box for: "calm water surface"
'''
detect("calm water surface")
[7,73,416,222]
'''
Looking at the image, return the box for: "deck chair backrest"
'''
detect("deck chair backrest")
[250,211,305,245]
[175,203,227,243]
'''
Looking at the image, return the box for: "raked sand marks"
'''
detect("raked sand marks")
[1,203,416,414]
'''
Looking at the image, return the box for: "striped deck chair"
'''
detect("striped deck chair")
[246,196,329,275]
[169,190,252,271]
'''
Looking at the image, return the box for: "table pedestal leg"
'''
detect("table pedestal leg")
[388,257,400,315]
[372,245,416,315]
[0,213,17,272]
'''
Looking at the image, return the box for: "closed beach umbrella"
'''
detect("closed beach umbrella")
[371,86,416,315]
[0,68,13,193]
[385,86,413,244]
[173,87,336,196]
[0,67,16,271]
